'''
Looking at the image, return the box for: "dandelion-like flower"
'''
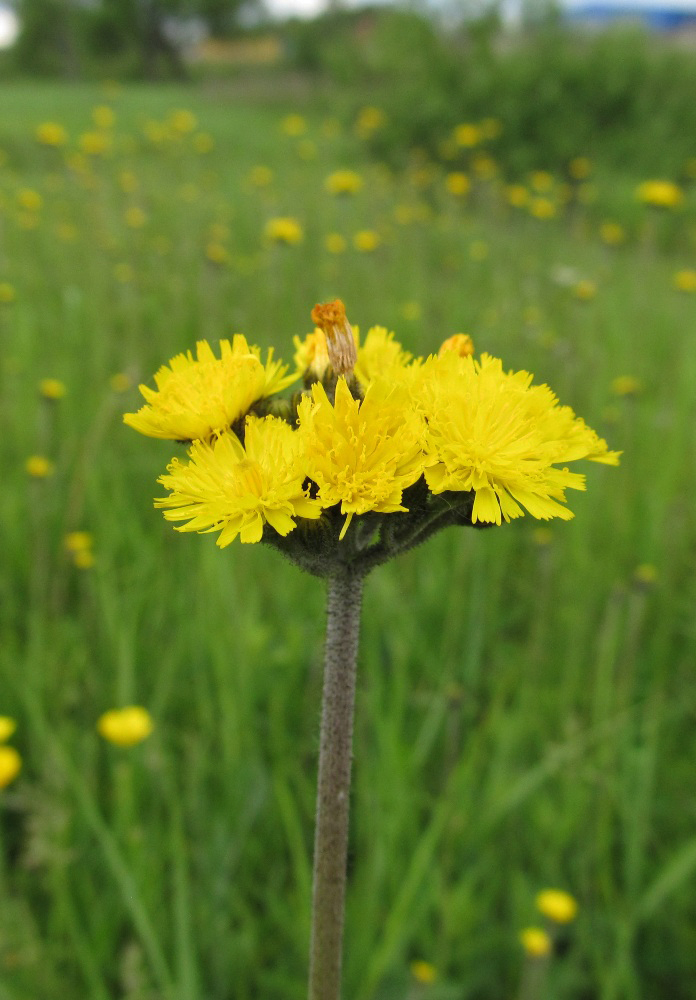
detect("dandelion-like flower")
[0,746,21,789]
[419,351,619,526]
[0,717,17,743]
[636,179,683,208]
[156,416,322,545]
[520,927,552,958]
[536,888,578,924]
[98,706,154,747]
[297,378,427,539]
[124,336,295,442]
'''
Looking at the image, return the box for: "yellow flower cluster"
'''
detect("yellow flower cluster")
[125,301,618,566]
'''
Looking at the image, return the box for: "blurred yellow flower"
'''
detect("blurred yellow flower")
[325,232,347,254]
[531,171,554,193]
[73,548,96,570]
[17,189,43,212]
[636,179,683,208]
[481,117,503,139]
[673,269,696,293]
[281,113,307,137]
[92,105,115,129]
[169,109,197,134]
[264,217,303,245]
[600,221,625,246]
[119,170,139,193]
[0,717,17,742]
[520,927,552,958]
[355,106,386,137]
[439,334,474,358]
[79,131,111,156]
[324,169,364,195]
[249,165,274,187]
[297,377,428,539]
[157,417,321,545]
[0,746,21,789]
[65,531,93,553]
[26,456,54,478]
[36,122,68,147]
[124,206,147,229]
[353,229,381,252]
[110,372,133,392]
[98,706,154,747]
[529,197,556,219]
[573,280,597,301]
[0,282,16,304]
[536,888,578,923]
[505,185,529,208]
[569,156,591,180]
[445,172,470,197]
[410,960,437,984]
[400,301,421,321]
[205,242,230,265]
[194,132,215,154]
[453,123,481,147]
[472,153,497,179]
[39,378,66,400]
[611,375,642,396]
[634,563,658,586]
[124,336,296,442]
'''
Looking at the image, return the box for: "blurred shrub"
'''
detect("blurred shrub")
[287,9,696,177]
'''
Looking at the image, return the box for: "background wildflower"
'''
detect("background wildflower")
[264,217,304,245]
[0,717,17,742]
[0,746,21,789]
[25,456,55,478]
[536,888,578,923]
[520,927,552,958]
[39,378,66,400]
[98,706,154,747]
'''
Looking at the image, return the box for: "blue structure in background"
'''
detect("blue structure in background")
[566,2,696,30]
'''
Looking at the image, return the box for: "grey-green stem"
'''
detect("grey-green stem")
[308,565,364,1000]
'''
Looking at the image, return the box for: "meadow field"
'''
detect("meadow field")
[1,77,695,1000]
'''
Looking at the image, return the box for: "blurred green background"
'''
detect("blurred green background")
[1,2,696,998]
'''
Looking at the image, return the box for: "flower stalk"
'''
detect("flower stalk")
[308,565,364,1000]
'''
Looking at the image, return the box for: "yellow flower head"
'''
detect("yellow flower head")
[439,334,474,358]
[453,123,481,147]
[325,169,364,195]
[353,229,381,253]
[281,113,307,137]
[18,189,43,212]
[124,336,296,442]
[92,105,115,129]
[354,325,413,389]
[506,185,529,208]
[297,377,428,539]
[325,232,347,254]
[36,122,68,147]
[64,531,93,553]
[73,548,96,570]
[169,109,197,134]
[79,131,111,156]
[26,455,55,478]
[39,377,67,400]
[0,746,21,789]
[445,172,471,197]
[98,706,154,747]
[410,960,437,984]
[294,329,333,380]
[156,417,322,545]
[249,165,274,187]
[536,888,578,924]
[569,156,591,180]
[600,221,625,246]
[419,352,619,526]
[520,927,552,958]
[636,179,683,208]
[0,282,16,304]
[673,269,696,293]
[355,106,386,137]
[264,217,304,245]
[0,717,17,743]
[611,375,642,397]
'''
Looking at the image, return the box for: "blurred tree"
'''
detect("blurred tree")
[13,0,253,78]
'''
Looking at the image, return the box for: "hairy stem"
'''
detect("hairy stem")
[308,565,364,1000]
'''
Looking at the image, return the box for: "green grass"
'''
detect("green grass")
[1,80,695,1000]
